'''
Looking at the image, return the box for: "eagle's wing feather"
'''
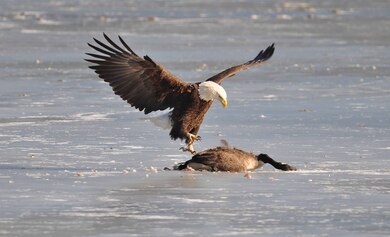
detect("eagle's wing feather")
[86,33,190,114]
[206,43,275,84]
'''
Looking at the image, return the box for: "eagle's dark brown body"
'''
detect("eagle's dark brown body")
[177,146,297,172]
[169,83,212,143]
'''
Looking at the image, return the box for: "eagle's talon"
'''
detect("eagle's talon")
[180,146,196,155]
[187,133,201,144]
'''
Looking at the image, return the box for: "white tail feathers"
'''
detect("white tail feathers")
[145,109,173,129]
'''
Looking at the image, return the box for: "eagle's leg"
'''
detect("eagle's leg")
[180,133,198,154]
[188,133,202,142]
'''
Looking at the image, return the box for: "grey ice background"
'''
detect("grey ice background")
[0,0,389,236]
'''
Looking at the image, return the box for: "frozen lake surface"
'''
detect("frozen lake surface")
[0,0,389,236]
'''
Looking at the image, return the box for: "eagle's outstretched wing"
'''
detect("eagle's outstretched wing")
[206,43,275,84]
[85,33,190,114]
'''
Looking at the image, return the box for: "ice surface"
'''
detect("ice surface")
[0,0,389,236]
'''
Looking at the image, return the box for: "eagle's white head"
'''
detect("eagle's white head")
[198,81,228,108]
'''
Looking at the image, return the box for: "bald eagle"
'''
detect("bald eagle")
[85,33,275,154]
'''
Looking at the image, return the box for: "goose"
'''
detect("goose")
[176,146,296,172]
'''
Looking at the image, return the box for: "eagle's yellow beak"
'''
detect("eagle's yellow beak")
[220,98,228,108]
